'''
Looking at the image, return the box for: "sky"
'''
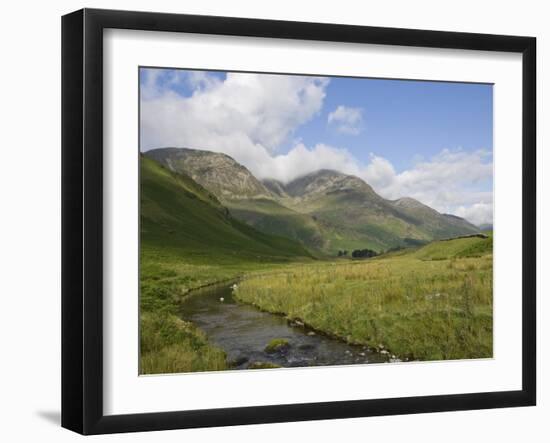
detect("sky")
[139,68,493,226]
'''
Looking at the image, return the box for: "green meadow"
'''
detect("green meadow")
[234,236,493,361]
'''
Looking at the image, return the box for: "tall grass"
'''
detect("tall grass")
[139,249,239,375]
[235,254,493,361]
[139,247,310,374]
[140,311,227,374]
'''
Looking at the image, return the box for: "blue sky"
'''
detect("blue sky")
[140,68,493,225]
[290,78,492,171]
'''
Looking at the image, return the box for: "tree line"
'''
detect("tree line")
[337,248,378,259]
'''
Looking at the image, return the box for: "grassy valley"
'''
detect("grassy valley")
[140,156,314,373]
[234,234,493,361]
[140,151,493,374]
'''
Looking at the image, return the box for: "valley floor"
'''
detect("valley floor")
[140,247,316,374]
[140,235,493,374]
[235,252,492,361]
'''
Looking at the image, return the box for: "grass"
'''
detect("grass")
[412,233,493,261]
[226,198,327,253]
[264,338,290,353]
[234,237,493,361]
[140,311,227,374]
[140,156,314,374]
[248,362,282,369]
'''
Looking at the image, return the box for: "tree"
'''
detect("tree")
[351,248,378,259]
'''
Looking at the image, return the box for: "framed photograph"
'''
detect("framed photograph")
[62,8,536,435]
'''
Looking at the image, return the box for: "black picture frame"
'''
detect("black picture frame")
[62,8,536,435]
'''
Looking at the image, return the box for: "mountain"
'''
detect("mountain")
[140,155,312,262]
[276,169,479,251]
[390,197,481,240]
[283,169,378,200]
[145,148,327,252]
[145,147,273,200]
[144,148,480,254]
[262,178,288,198]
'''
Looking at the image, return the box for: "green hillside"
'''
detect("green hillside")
[280,171,480,254]
[144,148,482,257]
[144,148,328,253]
[411,234,493,261]
[289,187,430,252]
[391,198,481,240]
[140,156,314,374]
[225,198,327,253]
[141,156,313,263]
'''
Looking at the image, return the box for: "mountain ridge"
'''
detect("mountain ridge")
[145,147,274,200]
[140,154,313,261]
[144,147,480,253]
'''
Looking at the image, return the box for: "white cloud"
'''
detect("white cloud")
[455,202,493,226]
[251,145,493,226]
[360,149,493,225]
[141,70,328,154]
[141,70,492,226]
[363,155,396,189]
[327,105,363,135]
[363,149,492,200]
[257,143,361,183]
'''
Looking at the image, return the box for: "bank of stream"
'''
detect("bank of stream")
[179,282,388,369]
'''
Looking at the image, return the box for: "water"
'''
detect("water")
[179,282,387,369]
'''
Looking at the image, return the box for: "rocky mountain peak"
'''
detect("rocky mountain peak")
[144,147,274,201]
[284,169,376,198]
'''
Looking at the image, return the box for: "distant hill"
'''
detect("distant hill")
[140,155,313,262]
[144,148,480,254]
[411,233,493,261]
[390,198,481,240]
[276,169,479,252]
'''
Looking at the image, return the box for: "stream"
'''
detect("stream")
[179,282,388,369]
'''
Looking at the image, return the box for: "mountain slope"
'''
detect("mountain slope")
[262,178,289,198]
[145,148,327,252]
[140,155,313,262]
[145,147,273,200]
[225,198,327,251]
[390,197,480,239]
[278,169,479,251]
[145,148,481,254]
[279,170,430,251]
